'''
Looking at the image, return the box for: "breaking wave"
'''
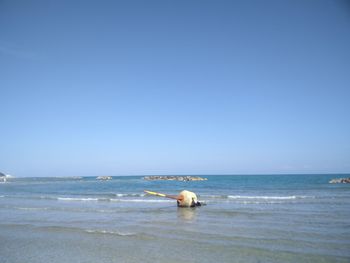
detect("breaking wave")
[114,193,145,197]
[200,194,312,200]
[12,224,139,238]
[85,229,136,236]
[227,195,309,200]
[58,197,99,201]
[15,207,49,211]
[56,197,172,203]
[3,193,313,204]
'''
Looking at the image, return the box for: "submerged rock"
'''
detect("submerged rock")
[143,176,207,181]
[329,178,350,184]
[96,176,112,180]
[0,172,13,182]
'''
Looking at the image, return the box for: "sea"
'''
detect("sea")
[0,174,349,263]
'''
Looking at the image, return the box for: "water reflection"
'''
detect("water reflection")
[177,207,197,222]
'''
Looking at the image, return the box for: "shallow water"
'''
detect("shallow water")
[0,174,349,262]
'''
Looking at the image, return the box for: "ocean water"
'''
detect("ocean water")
[0,174,349,263]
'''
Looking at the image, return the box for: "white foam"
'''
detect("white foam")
[85,229,136,236]
[239,201,285,204]
[57,197,99,201]
[200,194,226,199]
[15,207,49,211]
[227,195,308,200]
[55,196,171,202]
[115,193,144,197]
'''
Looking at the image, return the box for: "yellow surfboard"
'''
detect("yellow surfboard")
[144,190,178,200]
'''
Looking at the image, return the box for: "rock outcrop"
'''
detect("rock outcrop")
[0,172,10,182]
[96,176,112,180]
[0,174,6,182]
[329,178,350,184]
[143,176,207,181]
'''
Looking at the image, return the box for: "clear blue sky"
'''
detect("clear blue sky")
[1,0,349,177]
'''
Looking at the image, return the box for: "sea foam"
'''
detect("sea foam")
[227,195,303,200]
[57,197,99,201]
[85,229,136,236]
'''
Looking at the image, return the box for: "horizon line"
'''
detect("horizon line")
[8,172,350,178]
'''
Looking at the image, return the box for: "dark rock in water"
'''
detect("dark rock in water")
[0,172,8,182]
[329,178,350,184]
[143,176,207,181]
[96,176,112,180]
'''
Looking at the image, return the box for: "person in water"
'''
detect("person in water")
[144,190,202,207]
[176,190,201,207]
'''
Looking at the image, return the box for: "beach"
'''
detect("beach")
[0,175,349,263]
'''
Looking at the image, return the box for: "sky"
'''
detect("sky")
[0,0,350,177]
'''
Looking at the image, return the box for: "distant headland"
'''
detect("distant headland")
[143,176,207,181]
